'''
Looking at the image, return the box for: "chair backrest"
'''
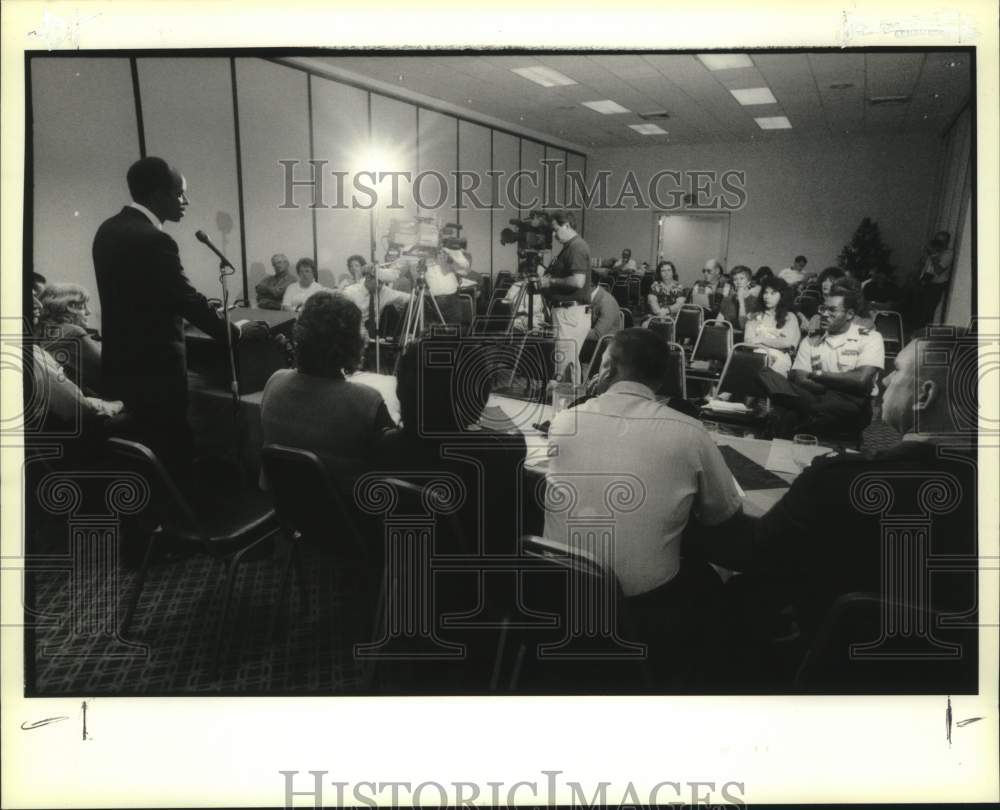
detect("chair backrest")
[674,305,704,347]
[473,300,513,335]
[611,282,630,308]
[717,343,769,399]
[659,341,687,399]
[261,444,368,554]
[626,277,642,308]
[584,332,616,380]
[105,437,199,531]
[620,308,634,330]
[690,287,713,310]
[646,316,675,345]
[457,293,475,330]
[380,476,473,554]
[691,319,733,364]
[598,280,611,291]
[873,310,903,349]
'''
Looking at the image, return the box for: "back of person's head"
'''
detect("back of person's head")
[550,210,577,230]
[293,292,364,377]
[396,336,494,436]
[818,266,846,285]
[609,328,669,390]
[38,283,90,326]
[126,156,174,202]
[827,278,865,314]
[753,266,773,284]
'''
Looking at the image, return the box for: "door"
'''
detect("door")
[654,212,731,286]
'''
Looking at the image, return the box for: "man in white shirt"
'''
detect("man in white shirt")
[778,255,808,287]
[544,328,744,675]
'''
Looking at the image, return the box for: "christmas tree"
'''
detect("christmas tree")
[838,217,895,281]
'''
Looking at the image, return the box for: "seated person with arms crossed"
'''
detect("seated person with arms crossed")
[758,281,883,438]
[743,277,800,377]
[36,282,104,396]
[544,328,746,682]
[255,253,295,310]
[261,292,395,480]
[281,257,328,312]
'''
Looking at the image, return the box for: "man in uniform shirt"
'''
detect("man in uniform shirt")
[537,211,592,384]
[254,253,295,310]
[758,281,884,437]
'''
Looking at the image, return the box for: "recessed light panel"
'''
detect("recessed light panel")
[697,54,754,71]
[511,66,577,87]
[581,99,632,114]
[629,123,668,135]
[754,115,792,130]
[730,87,777,105]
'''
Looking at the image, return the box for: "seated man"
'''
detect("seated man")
[691,260,721,310]
[758,281,883,438]
[703,330,978,687]
[545,328,744,678]
[255,253,295,310]
[336,257,410,333]
[579,272,621,364]
[778,254,808,287]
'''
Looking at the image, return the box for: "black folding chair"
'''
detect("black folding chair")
[619,308,634,330]
[658,341,687,400]
[584,332,616,381]
[687,319,733,381]
[493,535,651,692]
[611,282,631,309]
[873,310,904,360]
[674,305,704,351]
[627,277,642,310]
[107,438,279,677]
[646,315,676,345]
[716,343,769,400]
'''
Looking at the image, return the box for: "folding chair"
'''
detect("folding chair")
[611,282,631,309]
[493,535,651,692]
[646,315,675,344]
[674,305,704,352]
[873,310,904,360]
[659,341,687,400]
[716,343,769,400]
[584,332,616,381]
[619,308,634,330]
[107,438,279,677]
[687,319,733,382]
[627,276,642,310]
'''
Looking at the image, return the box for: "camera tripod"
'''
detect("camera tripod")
[398,263,448,353]
[504,273,553,390]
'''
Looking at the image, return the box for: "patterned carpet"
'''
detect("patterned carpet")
[26,417,904,695]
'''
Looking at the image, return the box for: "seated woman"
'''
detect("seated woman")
[35,282,104,395]
[743,277,800,376]
[645,260,686,321]
[281,257,328,312]
[376,336,527,555]
[261,292,394,479]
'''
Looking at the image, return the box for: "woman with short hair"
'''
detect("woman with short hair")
[36,282,104,395]
[281,257,327,312]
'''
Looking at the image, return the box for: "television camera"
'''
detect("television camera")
[500,210,553,275]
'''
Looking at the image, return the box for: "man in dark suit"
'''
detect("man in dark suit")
[94,156,257,478]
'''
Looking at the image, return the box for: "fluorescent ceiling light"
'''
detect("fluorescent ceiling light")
[730,86,777,105]
[697,53,753,71]
[581,99,632,114]
[511,66,577,87]
[755,115,792,130]
[629,123,668,135]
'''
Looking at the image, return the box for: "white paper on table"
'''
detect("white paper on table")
[764,438,832,474]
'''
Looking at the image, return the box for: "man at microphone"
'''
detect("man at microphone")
[94,156,264,479]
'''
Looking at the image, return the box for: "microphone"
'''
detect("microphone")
[195,230,235,271]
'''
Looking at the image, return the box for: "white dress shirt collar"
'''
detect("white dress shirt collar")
[128,202,163,230]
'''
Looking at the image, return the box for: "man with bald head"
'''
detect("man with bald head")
[255,253,295,310]
[94,156,257,477]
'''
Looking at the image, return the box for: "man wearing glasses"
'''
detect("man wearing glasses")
[759,280,884,438]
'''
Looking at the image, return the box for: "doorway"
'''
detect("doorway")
[653,212,731,286]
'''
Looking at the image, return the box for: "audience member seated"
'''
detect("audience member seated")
[611,247,637,275]
[281,257,328,312]
[376,336,527,555]
[35,283,104,395]
[28,292,123,449]
[580,272,621,363]
[757,281,884,438]
[337,254,367,289]
[749,265,774,298]
[715,265,756,328]
[645,260,686,319]
[336,257,410,331]
[799,266,846,331]
[778,254,808,287]
[255,253,295,310]
[261,292,394,480]
[691,261,720,310]
[743,277,800,376]
[705,330,978,663]
[863,267,902,312]
[545,328,745,681]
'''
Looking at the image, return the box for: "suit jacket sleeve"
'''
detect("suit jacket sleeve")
[152,231,238,343]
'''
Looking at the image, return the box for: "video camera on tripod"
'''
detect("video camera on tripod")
[500,210,553,276]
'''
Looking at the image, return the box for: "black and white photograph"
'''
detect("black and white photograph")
[2,0,997,807]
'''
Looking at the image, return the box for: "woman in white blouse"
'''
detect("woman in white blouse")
[281,257,327,312]
[743,277,800,376]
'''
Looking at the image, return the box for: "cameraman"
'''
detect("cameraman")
[537,210,592,384]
